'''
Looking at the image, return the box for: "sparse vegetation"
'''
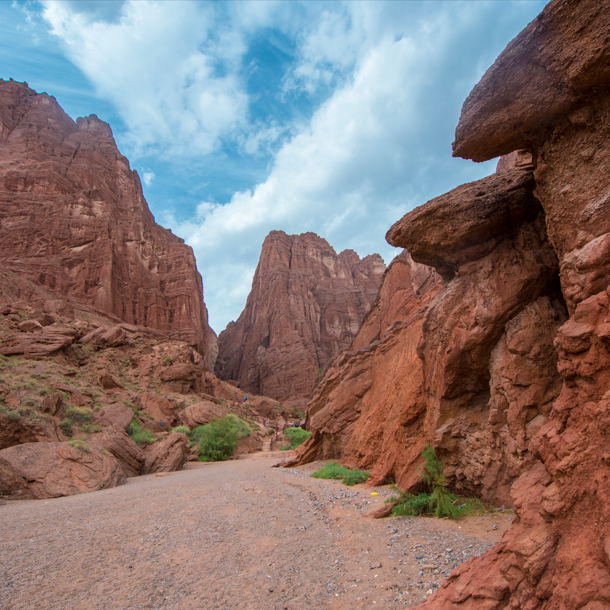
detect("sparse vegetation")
[386,444,489,519]
[68,439,90,452]
[64,406,92,424]
[80,423,102,434]
[127,421,155,446]
[311,462,370,486]
[281,427,311,450]
[58,419,73,436]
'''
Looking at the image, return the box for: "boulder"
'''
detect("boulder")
[94,402,133,430]
[41,392,63,416]
[179,400,227,428]
[97,426,145,477]
[0,442,125,498]
[43,300,75,319]
[140,434,189,474]
[100,325,126,347]
[0,326,76,357]
[18,319,43,332]
[97,371,122,390]
[138,392,180,425]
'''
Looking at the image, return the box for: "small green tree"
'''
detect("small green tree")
[197,415,251,462]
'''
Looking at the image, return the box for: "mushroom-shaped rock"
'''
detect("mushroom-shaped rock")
[0,442,125,499]
[386,170,538,279]
[179,400,227,428]
[140,433,189,474]
[452,0,610,162]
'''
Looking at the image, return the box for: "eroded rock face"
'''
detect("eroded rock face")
[215,230,385,403]
[0,79,216,367]
[289,171,563,504]
[416,1,610,608]
[97,425,145,478]
[0,441,125,499]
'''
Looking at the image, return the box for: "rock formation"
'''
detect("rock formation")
[287,169,564,506]
[415,1,610,608]
[0,79,216,368]
[215,230,385,404]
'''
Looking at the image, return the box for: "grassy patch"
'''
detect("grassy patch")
[64,406,92,424]
[58,419,73,436]
[171,425,191,436]
[68,439,90,452]
[80,423,103,434]
[311,462,370,486]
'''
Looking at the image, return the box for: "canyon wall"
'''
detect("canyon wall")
[290,2,610,606]
[0,80,216,368]
[418,0,610,608]
[215,230,385,404]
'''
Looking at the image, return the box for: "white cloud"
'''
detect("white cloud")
[37,0,548,334]
[41,0,250,158]
[142,170,155,187]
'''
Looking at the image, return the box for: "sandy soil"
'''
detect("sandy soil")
[0,455,512,610]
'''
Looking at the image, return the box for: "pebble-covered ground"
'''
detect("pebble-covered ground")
[0,456,512,609]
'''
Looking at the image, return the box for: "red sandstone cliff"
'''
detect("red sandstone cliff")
[288,3,610,606]
[416,1,610,608]
[215,230,385,404]
[0,80,217,368]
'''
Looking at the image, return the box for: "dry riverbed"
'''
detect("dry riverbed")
[0,455,512,610]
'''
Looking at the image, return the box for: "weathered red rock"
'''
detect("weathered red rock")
[97,425,145,477]
[179,400,227,428]
[0,441,125,498]
[137,392,180,425]
[41,392,63,416]
[452,0,610,162]
[290,170,562,506]
[140,433,189,474]
[94,402,134,430]
[0,325,77,357]
[0,79,216,367]
[215,231,385,403]
[0,413,60,450]
[416,1,610,608]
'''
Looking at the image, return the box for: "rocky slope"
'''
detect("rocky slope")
[0,79,217,369]
[0,273,296,499]
[215,230,385,404]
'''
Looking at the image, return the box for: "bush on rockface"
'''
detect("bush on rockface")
[197,414,252,462]
[281,427,312,450]
[388,444,476,519]
[127,421,155,446]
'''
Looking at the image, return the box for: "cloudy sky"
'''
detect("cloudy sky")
[1,0,547,333]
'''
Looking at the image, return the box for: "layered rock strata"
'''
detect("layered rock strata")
[0,79,216,368]
[215,230,385,403]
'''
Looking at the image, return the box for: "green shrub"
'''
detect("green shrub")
[197,415,252,462]
[284,427,312,450]
[171,425,191,436]
[7,409,22,422]
[59,418,73,436]
[311,462,370,486]
[388,444,461,519]
[127,421,155,446]
[80,424,102,434]
[266,428,274,436]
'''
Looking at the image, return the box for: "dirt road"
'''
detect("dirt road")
[0,455,511,610]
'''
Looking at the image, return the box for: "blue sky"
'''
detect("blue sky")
[1,1,548,334]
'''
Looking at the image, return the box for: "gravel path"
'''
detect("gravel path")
[0,456,512,610]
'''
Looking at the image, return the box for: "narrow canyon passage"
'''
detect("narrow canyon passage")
[0,457,508,610]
